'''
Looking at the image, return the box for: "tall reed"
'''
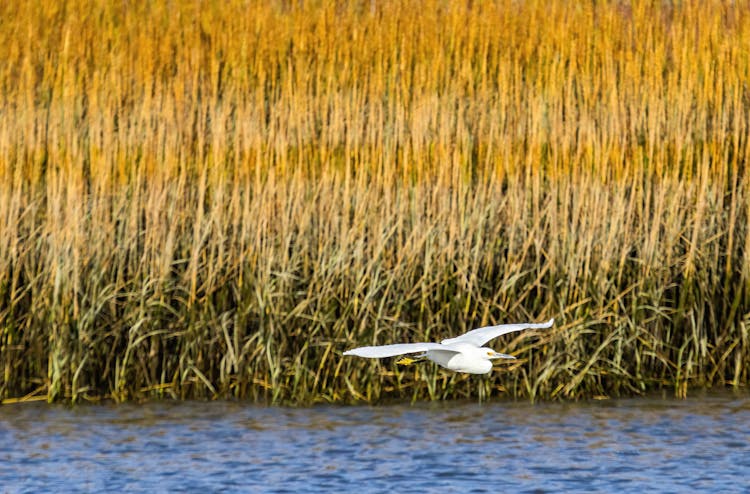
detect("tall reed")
[0,0,748,403]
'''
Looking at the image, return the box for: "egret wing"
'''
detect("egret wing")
[441,318,554,347]
[343,342,446,359]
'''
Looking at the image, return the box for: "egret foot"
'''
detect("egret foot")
[396,355,425,366]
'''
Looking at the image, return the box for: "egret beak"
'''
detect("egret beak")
[491,351,516,360]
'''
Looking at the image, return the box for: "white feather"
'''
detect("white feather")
[343,342,448,358]
[441,318,554,347]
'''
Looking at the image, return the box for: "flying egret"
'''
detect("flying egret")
[343,318,554,374]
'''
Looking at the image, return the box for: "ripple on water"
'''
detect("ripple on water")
[1,391,749,492]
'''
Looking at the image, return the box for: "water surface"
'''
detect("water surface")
[1,392,749,492]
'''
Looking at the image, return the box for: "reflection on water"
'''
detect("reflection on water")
[1,391,749,493]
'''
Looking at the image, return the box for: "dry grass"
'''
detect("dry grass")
[0,0,749,404]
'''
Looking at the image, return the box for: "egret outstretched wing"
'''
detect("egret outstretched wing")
[343,342,449,359]
[441,318,554,347]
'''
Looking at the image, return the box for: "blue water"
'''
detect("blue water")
[1,392,749,493]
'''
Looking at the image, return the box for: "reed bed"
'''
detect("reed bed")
[1,0,749,404]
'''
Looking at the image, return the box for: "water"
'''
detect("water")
[1,392,749,493]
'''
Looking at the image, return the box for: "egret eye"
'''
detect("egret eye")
[486,351,493,356]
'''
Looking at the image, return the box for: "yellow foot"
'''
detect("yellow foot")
[396,357,417,365]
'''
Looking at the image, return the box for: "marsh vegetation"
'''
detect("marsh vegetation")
[0,0,748,403]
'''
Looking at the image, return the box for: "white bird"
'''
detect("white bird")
[343,318,554,374]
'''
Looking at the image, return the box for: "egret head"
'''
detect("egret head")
[483,348,516,360]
